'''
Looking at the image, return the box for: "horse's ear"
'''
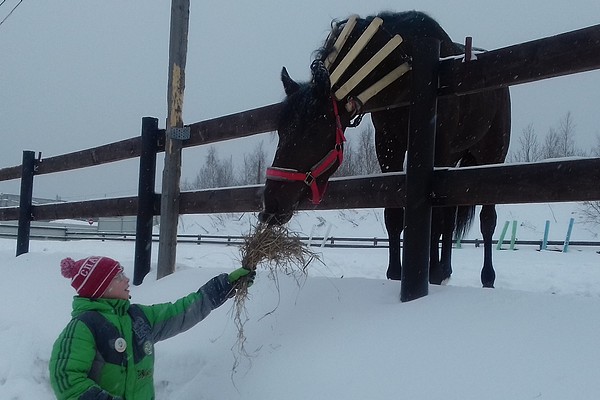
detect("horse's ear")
[281,67,300,96]
[310,60,331,100]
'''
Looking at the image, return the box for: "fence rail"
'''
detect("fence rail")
[3,157,600,222]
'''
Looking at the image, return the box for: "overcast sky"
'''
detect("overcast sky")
[1,1,599,201]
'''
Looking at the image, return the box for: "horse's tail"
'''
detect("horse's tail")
[455,205,476,240]
[454,153,477,240]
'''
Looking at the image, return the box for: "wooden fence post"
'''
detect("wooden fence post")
[16,150,36,256]
[157,0,190,279]
[401,38,440,302]
[134,117,159,285]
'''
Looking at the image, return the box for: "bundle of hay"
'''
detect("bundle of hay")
[242,222,315,273]
[231,222,318,372]
[235,221,317,310]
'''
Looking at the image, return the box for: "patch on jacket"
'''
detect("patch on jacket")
[137,369,152,380]
[143,340,154,355]
[132,315,151,339]
[128,305,154,363]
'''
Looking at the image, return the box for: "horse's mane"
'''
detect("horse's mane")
[314,10,458,62]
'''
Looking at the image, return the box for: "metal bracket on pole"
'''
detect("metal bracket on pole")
[167,126,190,140]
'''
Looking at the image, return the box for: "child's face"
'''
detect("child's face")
[102,272,130,300]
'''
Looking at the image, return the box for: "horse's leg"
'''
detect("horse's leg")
[439,207,455,282]
[429,207,454,284]
[428,208,442,284]
[372,108,409,281]
[385,207,404,280]
[480,204,497,288]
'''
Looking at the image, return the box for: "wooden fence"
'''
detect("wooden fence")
[1,23,599,297]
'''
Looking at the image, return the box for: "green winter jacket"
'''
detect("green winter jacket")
[49,273,233,400]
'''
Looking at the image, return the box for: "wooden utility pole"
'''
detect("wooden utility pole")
[157,0,190,279]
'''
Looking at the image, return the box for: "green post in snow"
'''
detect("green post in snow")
[563,218,575,253]
[541,220,550,250]
[509,220,518,250]
[496,221,510,250]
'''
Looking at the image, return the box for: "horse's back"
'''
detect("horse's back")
[370,11,510,167]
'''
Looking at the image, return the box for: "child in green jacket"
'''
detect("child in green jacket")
[49,255,254,400]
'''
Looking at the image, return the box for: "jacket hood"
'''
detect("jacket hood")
[71,296,131,318]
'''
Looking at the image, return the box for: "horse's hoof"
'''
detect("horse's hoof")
[386,270,402,281]
[429,276,451,285]
[429,268,451,285]
[481,269,495,289]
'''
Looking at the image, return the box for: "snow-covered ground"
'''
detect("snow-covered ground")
[1,203,599,399]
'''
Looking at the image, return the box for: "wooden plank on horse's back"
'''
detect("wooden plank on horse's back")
[330,17,383,86]
[325,15,359,70]
[351,62,410,109]
[335,35,403,100]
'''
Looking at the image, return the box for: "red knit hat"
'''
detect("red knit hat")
[60,256,123,298]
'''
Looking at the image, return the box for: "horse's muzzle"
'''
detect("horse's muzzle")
[258,210,293,226]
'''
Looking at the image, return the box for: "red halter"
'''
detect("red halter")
[266,98,346,205]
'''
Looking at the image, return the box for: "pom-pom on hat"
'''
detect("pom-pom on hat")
[60,256,123,298]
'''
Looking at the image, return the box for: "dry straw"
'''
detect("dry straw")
[241,222,316,273]
[230,222,319,375]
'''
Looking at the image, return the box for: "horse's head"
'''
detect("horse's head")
[258,61,347,225]
[258,14,419,226]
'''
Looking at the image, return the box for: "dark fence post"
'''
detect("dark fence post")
[16,150,36,256]
[401,38,440,302]
[134,117,159,285]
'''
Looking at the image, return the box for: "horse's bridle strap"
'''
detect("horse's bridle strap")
[266,168,310,183]
[266,97,346,205]
[266,167,325,205]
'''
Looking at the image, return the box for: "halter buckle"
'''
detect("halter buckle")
[304,172,315,186]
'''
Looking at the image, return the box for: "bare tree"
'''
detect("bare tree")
[355,125,380,174]
[334,140,359,177]
[508,123,542,162]
[592,134,600,157]
[540,127,561,159]
[556,111,579,156]
[191,146,236,189]
[334,125,379,177]
[180,177,195,191]
[540,112,582,158]
[580,133,600,227]
[240,140,267,185]
[579,201,600,228]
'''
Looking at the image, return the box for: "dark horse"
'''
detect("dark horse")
[259,11,511,287]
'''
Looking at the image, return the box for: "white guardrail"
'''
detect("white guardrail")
[1,222,599,250]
